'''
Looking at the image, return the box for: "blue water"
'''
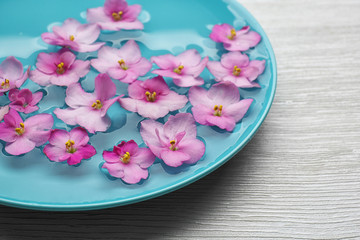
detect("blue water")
[0,0,276,210]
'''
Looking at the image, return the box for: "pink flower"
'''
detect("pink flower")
[102,140,155,184]
[209,24,261,52]
[87,0,143,31]
[30,49,90,86]
[119,76,188,119]
[91,40,151,83]
[151,49,208,87]
[189,82,253,131]
[0,56,29,95]
[0,105,9,121]
[0,109,53,155]
[54,73,121,133]
[207,51,265,88]
[43,127,96,166]
[8,89,43,114]
[140,113,205,167]
[41,18,105,52]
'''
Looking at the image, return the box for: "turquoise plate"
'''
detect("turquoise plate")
[0,0,276,211]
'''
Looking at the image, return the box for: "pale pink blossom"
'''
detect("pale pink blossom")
[8,89,43,114]
[0,57,29,95]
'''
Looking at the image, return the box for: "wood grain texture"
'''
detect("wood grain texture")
[1,0,360,239]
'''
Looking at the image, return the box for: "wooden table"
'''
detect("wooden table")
[1,0,360,239]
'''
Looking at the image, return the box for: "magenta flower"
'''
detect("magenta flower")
[87,0,143,31]
[0,109,53,155]
[209,24,261,52]
[8,89,43,114]
[91,40,151,84]
[102,140,155,184]
[189,82,253,131]
[41,18,105,52]
[119,76,188,119]
[207,52,265,88]
[151,49,208,87]
[54,73,121,133]
[0,105,9,122]
[0,56,29,95]
[30,49,90,87]
[43,127,96,166]
[140,113,205,167]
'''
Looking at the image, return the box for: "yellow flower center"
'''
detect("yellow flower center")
[233,65,241,76]
[173,65,184,75]
[227,28,236,40]
[120,151,131,164]
[69,35,75,41]
[56,62,65,74]
[213,105,223,117]
[145,91,157,102]
[112,11,123,21]
[0,79,10,89]
[15,122,25,136]
[92,100,103,110]
[65,140,76,153]
[169,140,177,151]
[118,59,128,70]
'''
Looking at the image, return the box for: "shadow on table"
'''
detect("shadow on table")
[0,129,264,240]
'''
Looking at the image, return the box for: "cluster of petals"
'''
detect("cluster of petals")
[8,89,43,114]
[30,49,90,87]
[207,51,265,88]
[91,40,151,83]
[43,127,96,166]
[0,57,29,96]
[87,0,143,31]
[102,140,155,184]
[119,76,188,119]
[54,73,121,133]
[41,18,105,52]
[140,113,205,167]
[210,24,261,52]
[189,82,253,131]
[0,109,53,155]
[151,49,208,87]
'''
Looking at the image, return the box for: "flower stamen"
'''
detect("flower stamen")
[56,62,65,74]
[145,91,157,102]
[213,105,223,117]
[15,122,25,136]
[233,65,241,76]
[112,11,123,21]
[0,79,10,89]
[227,28,236,40]
[120,151,131,164]
[169,140,177,151]
[65,140,76,153]
[92,99,103,110]
[118,59,128,70]
[69,35,75,41]
[173,65,184,75]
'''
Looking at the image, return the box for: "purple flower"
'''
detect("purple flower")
[87,0,143,31]
[189,82,253,131]
[0,105,9,122]
[8,89,43,114]
[0,109,53,155]
[91,40,151,84]
[41,18,105,52]
[0,57,29,95]
[140,113,205,167]
[209,24,261,52]
[30,49,90,87]
[102,140,155,184]
[151,49,208,87]
[207,51,265,88]
[54,73,121,133]
[119,76,188,119]
[43,127,96,166]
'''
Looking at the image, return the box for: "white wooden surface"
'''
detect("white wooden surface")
[1,0,360,239]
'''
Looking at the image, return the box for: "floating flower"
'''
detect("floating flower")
[30,49,90,87]
[0,105,9,122]
[41,18,105,52]
[102,140,155,184]
[43,127,96,166]
[207,51,265,88]
[54,73,121,133]
[140,113,205,167]
[0,56,29,96]
[189,82,253,131]
[119,76,188,119]
[151,49,208,87]
[91,40,151,83]
[209,24,261,52]
[0,109,53,155]
[87,0,143,31]
[8,89,43,114]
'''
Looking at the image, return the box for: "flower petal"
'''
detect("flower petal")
[95,73,116,101]
[178,138,205,165]
[177,49,202,67]
[24,114,54,146]
[208,82,240,105]
[163,113,197,140]
[43,144,69,162]
[188,86,213,108]
[225,99,253,122]
[207,61,229,80]
[133,148,155,168]
[48,129,69,147]
[70,127,89,147]
[206,115,236,131]
[160,149,191,167]
[241,60,265,81]
[118,40,142,65]
[102,162,125,178]
[151,54,179,69]
[65,83,94,108]
[221,51,249,69]
[5,137,36,155]
[29,69,51,86]
[122,163,149,184]
[0,56,24,80]
[75,23,101,44]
